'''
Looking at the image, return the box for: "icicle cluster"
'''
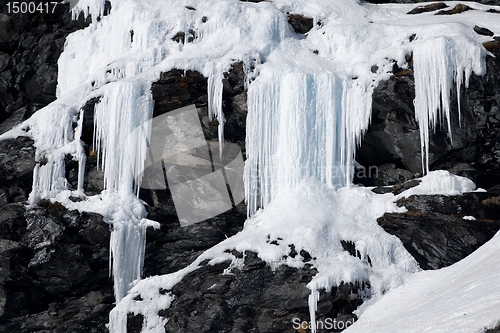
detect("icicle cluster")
[28,104,79,203]
[92,80,154,301]
[93,81,153,197]
[413,36,486,173]
[245,70,373,216]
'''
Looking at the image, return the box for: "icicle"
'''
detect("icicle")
[341,78,374,187]
[308,288,320,333]
[245,70,373,216]
[74,107,87,195]
[27,104,78,203]
[413,37,485,174]
[92,80,154,302]
[110,219,148,302]
[93,80,153,197]
[108,308,127,333]
[207,68,225,157]
[70,0,107,25]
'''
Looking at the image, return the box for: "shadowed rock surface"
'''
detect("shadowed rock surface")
[379,191,500,270]
[130,252,363,333]
[0,0,92,131]
[0,203,113,333]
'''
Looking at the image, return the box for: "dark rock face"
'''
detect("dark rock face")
[79,97,104,196]
[133,252,363,333]
[142,204,247,278]
[484,39,500,52]
[378,191,500,270]
[355,73,423,184]
[0,137,36,206]
[0,3,115,332]
[0,203,113,333]
[151,70,208,118]
[150,62,247,151]
[474,25,495,36]
[0,0,91,130]
[141,63,249,278]
[141,62,248,215]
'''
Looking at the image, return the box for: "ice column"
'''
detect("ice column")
[28,104,78,203]
[93,80,154,302]
[208,70,225,152]
[245,71,372,216]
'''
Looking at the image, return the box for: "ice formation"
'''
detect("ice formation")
[1,0,499,332]
[92,80,155,302]
[245,69,373,215]
[413,36,486,173]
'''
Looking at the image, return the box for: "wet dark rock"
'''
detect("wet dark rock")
[0,1,91,128]
[142,201,246,277]
[221,62,248,149]
[127,313,144,333]
[287,13,314,34]
[436,3,474,15]
[0,137,36,206]
[150,252,363,333]
[379,192,500,270]
[407,3,448,14]
[144,62,248,214]
[77,97,105,196]
[457,48,500,190]
[355,74,423,184]
[150,63,247,147]
[0,204,113,333]
[474,25,495,36]
[0,107,27,136]
[171,30,196,44]
[151,70,209,118]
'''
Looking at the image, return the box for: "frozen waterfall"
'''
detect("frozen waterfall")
[1,0,496,332]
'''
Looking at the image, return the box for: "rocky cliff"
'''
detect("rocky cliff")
[1,1,500,332]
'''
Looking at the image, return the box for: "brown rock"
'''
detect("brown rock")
[484,40,500,52]
[436,3,474,15]
[287,14,314,34]
[407,2,448,15]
